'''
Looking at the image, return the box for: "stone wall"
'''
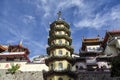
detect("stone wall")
[77,71,120,80]
[0,70,44,80]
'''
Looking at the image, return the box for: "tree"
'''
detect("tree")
[111,56,120,77]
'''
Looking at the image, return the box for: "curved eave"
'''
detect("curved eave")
[45,56,74,66]
[43,70,76,79]
[79,52,100,57]
[50,20,70,29]
[96,56,113,62]
[49,29,71,37]
[74,57,86,62]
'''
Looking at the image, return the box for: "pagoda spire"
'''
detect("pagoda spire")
[57,11,62,20]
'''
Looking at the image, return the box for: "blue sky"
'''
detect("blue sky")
[0,0,120,58]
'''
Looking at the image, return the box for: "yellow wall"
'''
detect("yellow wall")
[52,39,69,45]
[56,24,65,28]
[48,60,72,71]
[50,48,71,57]
[56,31,67,35]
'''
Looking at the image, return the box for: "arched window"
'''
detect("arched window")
[101,65,107,69]
[66,52,68,56]
[58,63,63,70]
[79,66,83,70]
[58,77,63,80]
[58,50,62,56]
[76,65,78,69]
[67,64,70,70]
[58,31,62,35]
[65,41,67,44]
[58,40,62,44]
[51,51,54,56]
[50,64,53,70]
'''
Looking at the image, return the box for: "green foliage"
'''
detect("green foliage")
[7,64,20,74]
[111,56,120,77]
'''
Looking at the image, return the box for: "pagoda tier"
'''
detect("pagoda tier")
[47,45,74,55]
[50,20,70,29]
[49,27,71,37]
[44,11,75,80]
[43,70,76,80]
[48,35,72,46]
[45,56,74,66]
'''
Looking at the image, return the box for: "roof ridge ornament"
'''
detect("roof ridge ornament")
[19,39,23,46]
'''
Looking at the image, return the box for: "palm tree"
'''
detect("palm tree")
[7,64,20,74]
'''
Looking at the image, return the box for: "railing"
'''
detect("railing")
[76,68,110,72]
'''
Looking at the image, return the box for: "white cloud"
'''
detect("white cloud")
[74,4,120,29]
[22,15,35,24]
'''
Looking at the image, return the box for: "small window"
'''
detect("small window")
[51,51,54,56]
[76,65,78,69]
[58,31,62,35]
[56,25,59,27]
[58,40,62,44]
[58,63,63,70]
[50,64,54,70]
[59,50,62,56]
[79,66,83,70]
[65,41,68,45]
[66,52,68,56]
[58,77,63,80]
[101,65,107,69]
[67,64,70,70]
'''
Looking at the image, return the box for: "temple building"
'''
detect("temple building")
[0,43,30,62]
[101,30,120,56]
[73,36,112,80]
[0,42,48,72]
[43,11,75,80]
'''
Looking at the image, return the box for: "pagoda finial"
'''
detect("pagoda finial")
[57,11,62,20]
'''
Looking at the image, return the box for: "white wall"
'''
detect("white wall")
[20,63,48,71]
[104,46,117,56]
[116,39,120,48]
[0,62,48,72]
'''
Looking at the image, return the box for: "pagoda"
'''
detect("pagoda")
[43,11,75,80]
